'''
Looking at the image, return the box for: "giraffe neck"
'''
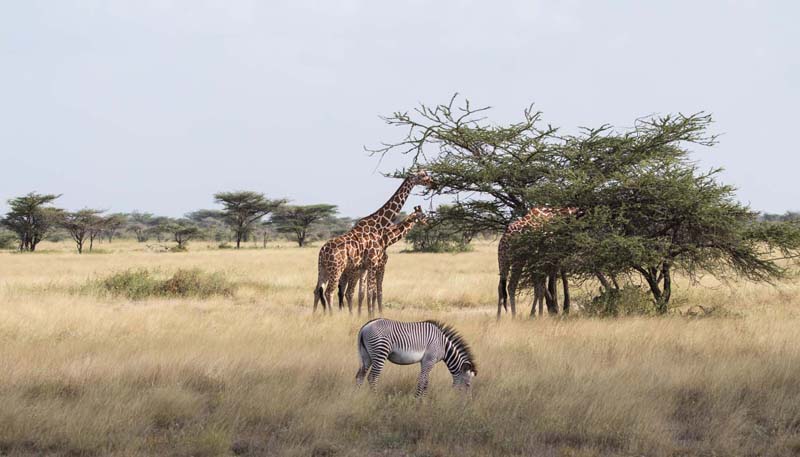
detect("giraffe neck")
[355,177,415,230]
[514,207,553,230]
[383,217,419,247]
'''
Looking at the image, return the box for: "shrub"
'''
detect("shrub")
[582,285,655,317]
[406,220,472,253]
[101,269,234,300]
[102,269,160,300]
[0,230,17,249]
[160,269,234,298]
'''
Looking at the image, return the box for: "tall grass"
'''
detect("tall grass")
[0,240,799,456]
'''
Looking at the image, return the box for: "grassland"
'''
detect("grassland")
[1,239,799,456]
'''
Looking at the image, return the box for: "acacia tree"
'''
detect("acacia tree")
[59,209,104,254]
[103,213,128,242]
[162,219,200,249]
[186,209,228,242]
[1,192,62,251]
[128,211,155,242]
[375,96,800,314]
[271,204,337,247]
[214,191,285,248]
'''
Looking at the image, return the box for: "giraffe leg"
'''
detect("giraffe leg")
[337,278,346,311]
[376,264,386,315]
[366,268,376,318]
[345,273,357,314]
[324,271,342,316]
[357,271,366,316]
[537,277,545,316]
[508,266,522,318]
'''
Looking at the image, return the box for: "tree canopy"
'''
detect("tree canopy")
[375,96,800,313]
[1,192,62,251]
[271,204,338,247]
[213,191,286,248]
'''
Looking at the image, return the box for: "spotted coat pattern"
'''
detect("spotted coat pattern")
[313,172,432,314]
[497,206,580,318]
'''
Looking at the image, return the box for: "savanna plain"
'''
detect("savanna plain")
[1,240,799,457]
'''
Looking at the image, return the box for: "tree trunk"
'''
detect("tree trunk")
[561,270,570,314]
[545,271,558,314]
[236,232,242,249]
[595,272,612,291]
[637,265,669,314]
[658,264,672,314]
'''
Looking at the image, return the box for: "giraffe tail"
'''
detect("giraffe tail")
[498,277,508,311]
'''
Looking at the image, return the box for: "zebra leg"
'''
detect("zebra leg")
[415,358,436,398]
[367,350,388,390]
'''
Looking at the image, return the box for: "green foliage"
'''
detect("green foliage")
[0,229,17,249]
[271,204,338,246]
[582,285,655,317]
[161,219,201,249]
[214,191,286,248]
[101,269,234,300]
[59,208,105,254]
[376,95,800,313]
[406,206,472,253]
[1,192,62,251]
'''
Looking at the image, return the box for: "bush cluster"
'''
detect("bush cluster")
[101,268,234,300]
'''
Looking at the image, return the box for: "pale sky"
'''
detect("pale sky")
[1,1,797,218]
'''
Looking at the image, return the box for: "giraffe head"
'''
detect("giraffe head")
[409,170,434,189]
[411,205,428,225]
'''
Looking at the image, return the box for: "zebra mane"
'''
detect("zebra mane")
[425,320,477,374]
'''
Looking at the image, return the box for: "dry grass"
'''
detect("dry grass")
[1,239,799,456]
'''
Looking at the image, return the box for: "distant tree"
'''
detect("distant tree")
[59,209,104,254]
[128,211,155,242]
[272,204,338,247]
[146,216,171,242]
[162,219,200,249]
[214,191,286,248]
[760,211,800,222]
[1,192,62,251]
[186,209,229,241]
[103,213,128,242]
[0,229,18,250]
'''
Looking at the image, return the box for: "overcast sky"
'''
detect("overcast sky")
[1,1,797,218]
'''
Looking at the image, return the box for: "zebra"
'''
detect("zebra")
[355,318,477,396]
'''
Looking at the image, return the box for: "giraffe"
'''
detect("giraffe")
[338,206,427,315]
[313,171,433,314]
[497,206,581,319]
[361,205,427,316]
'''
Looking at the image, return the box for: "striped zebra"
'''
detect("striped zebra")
[356,318,477,396]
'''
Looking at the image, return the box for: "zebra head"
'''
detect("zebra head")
[454,360,477,389]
